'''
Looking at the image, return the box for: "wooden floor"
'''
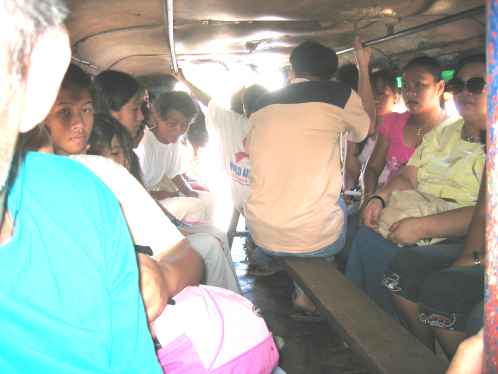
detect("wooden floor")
[231,238,369,374]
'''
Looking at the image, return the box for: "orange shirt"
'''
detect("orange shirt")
[246,80,369,253]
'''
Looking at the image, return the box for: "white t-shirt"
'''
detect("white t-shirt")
[135,129,187,190]
[206,101,251,211]
[71,154,184,255]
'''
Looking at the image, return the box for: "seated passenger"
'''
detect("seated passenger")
[338,67,400,270]
[345,55,486,317]
[244,38,374,316]
[135,91,214,223]
[94,70,145,147]
[175,69,268,212]
[363,56,450,197]
[385,180,484,358]
[337,62,363,194]
[94,71,213,223]
[340,65,400,198]
[38,75,276,372]
[382,55,487,358]
[86,117,278,373]
[357,68,400,169]
[0,1,161,372]
[42,64,241,294]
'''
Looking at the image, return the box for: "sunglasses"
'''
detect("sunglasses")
[446,77,486,95]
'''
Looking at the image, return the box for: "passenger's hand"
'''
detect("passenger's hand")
[150,190,179,201]
[451,252,486,268]
[361,198,383,229]
[387,217,425,246]
[138,254,169,324]
[353,36,372,69]
[446,329,483,374]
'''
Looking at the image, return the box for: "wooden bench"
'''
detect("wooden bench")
[284,257,448,374]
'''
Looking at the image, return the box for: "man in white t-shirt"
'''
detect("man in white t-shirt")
[136,91,213,222]
[174,70,268,212]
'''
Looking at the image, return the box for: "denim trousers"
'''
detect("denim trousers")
[345,225,409,317]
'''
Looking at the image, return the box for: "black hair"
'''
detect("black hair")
[454,54,486,77]
[337,63,359,91]
[403,56,442,82]
[290,41,338,81]
[243,85,268,117]
[18,125,51,152]
[61,63,94,94]
[230,88,244,115]
[187,110,209,149]
[371,68,399,94]
[94,70,141,114]
[152,91,198,122]
[87,113,142,181]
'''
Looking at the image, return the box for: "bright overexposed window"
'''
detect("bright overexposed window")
[176,62,285,230]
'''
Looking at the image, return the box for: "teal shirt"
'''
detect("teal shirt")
[0,152,161,373]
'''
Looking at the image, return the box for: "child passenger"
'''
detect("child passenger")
[40,64,280,373]
[87,115,279,372]
[43,64,240,294]
[95,70,214,224]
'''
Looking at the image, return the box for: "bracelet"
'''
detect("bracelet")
[472,251,481,266]
[366,195,386,208]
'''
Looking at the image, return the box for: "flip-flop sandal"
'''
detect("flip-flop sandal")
[289,309,326,323]
[246,264,283,277]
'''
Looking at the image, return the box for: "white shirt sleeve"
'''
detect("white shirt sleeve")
[71,155,184,255]
[164,142,188,178]
[135,130,162,189]
[343,90,370,143]
[206,101,251,167]
[207,101,248,133]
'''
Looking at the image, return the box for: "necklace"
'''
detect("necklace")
[416,126,424,138]
[461,128,481,143]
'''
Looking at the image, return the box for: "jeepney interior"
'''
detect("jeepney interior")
[66,0,485,94]
[63,2,487,373]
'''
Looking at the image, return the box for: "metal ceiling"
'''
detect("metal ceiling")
[65,0,485,77]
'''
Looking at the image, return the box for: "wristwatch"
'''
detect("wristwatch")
[472,251,481,266]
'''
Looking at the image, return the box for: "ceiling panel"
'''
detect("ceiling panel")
[65,0,485,76]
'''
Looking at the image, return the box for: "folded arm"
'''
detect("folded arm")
[140,239,204,323]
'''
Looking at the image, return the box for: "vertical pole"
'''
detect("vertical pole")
[162,0,178,73]
[486,0,498,372]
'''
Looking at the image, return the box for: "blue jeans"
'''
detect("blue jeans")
[345,226,409,317]
[253,198,347,267]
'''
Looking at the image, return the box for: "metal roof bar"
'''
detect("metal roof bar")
[163,0,178,73]
[337,5,485,55]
